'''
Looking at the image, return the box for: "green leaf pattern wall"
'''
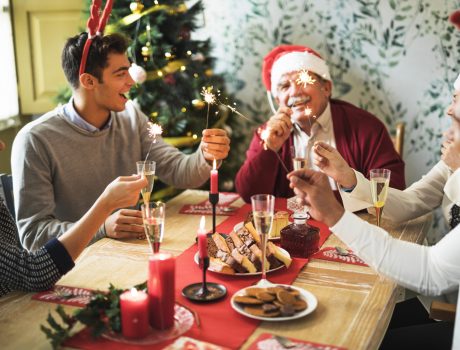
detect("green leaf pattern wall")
[200,0,460,241]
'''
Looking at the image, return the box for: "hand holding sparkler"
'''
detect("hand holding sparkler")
[259,127,290,173]
[262,106,293,152]
[201,128,230,162]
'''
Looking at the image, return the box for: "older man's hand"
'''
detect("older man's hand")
[201,128,231,162]
[287,169,344,227]
[264,107,293,152]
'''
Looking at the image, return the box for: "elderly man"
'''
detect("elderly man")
[12,32,230,251]
[235,45,405,203]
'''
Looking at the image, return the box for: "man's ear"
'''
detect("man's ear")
[322,80,332,98]
[79,73,96,90]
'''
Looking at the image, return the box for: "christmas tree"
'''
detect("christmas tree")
[57,0,243,197]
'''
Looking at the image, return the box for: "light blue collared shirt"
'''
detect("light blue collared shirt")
[62,98,113,132]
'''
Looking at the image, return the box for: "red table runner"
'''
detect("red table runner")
[64,197,332,349]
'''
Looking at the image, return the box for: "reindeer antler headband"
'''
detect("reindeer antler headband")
[79,0,114,76]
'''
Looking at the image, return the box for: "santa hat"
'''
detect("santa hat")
[455,73,460,91]
[262,45,331,98]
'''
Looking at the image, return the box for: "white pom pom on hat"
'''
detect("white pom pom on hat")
[454,73,460,91]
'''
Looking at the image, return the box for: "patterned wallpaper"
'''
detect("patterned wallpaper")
[200,0,460,188]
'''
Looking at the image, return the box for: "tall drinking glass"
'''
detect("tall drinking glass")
[370,169,391,227]
[141,201,165,253]
[136,160,156,204]
[251,194,275,286]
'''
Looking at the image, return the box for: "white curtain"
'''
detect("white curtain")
[0,0,19,120]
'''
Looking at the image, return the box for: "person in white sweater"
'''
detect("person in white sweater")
[288,168,458,349]
[12,32,231,251]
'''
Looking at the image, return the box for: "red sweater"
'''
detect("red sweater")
[235,99,405,203]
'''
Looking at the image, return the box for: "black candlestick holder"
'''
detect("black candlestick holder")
[208,192,219,233]
[182,256,227,302]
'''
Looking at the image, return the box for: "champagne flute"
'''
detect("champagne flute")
[370,169,391,227]
[251,194,275,286]
[141,201,165,253]
[136,160,156,204]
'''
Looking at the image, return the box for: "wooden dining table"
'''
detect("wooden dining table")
[0,190,432,350]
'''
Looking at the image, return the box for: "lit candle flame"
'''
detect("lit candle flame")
[212,158,217,170]
[199,215,206,231]
[130,287,138,295]
[296,69,316,88]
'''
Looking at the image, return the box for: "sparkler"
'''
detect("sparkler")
[143,122,163,169]
[201,86,255,128]
[201,86,217,129]
[258,127,290,173]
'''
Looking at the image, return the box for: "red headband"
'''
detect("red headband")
[79,0,114,76]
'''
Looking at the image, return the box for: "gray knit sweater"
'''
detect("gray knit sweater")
[12,100,211,250]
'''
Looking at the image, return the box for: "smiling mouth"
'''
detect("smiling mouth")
[119,92,130,100]
[287,96,311,108]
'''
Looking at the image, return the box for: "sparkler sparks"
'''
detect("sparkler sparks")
[200,86,255,128]
[147,122,163,143]
[296,69,316,88]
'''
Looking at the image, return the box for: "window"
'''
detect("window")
[0,0,19,122]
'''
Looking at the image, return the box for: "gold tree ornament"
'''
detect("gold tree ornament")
[192,99,206,110]
[141,45,153,57]
[205,69,213,77]
[129,1,144,14]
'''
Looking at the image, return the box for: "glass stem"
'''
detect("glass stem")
[261,233,267,281]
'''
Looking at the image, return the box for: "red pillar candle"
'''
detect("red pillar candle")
[148,253,175,330]
[210,159,218,194]
[120,288,149,339]
[197,216,208,259]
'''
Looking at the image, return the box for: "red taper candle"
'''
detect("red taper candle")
[120,288,149,339]
[197,216,208,259]
[210,159,218,194]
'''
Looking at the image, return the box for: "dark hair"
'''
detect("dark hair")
[61,32,129,89]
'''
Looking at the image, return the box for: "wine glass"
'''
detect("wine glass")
[136,160,156,204]
[251,194,275,286]
[370,169,391,227]
[141,201,165,253]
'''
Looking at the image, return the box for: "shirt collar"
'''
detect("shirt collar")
[62,98,113,132]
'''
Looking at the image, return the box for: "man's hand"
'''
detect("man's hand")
[287,169,344,227]
[264,107,293,152]
[313,141,356,188]
[201,128,231,162]
[441,140,460,171]
[104,209,145,239]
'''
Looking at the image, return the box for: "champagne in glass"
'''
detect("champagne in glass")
[136,160,156,204]
[370,169,391,227]
[141,201,165,253]
[292,157,308,171]
[251,194,275,286]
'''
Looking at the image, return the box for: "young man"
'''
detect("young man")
[12,33,230,250]
[235,45,405,203]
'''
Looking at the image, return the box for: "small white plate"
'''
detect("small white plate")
[194,247,290,276]
[233,221,281,241]
[230,284,317,321]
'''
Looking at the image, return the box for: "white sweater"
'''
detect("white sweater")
[332,211,460,348]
